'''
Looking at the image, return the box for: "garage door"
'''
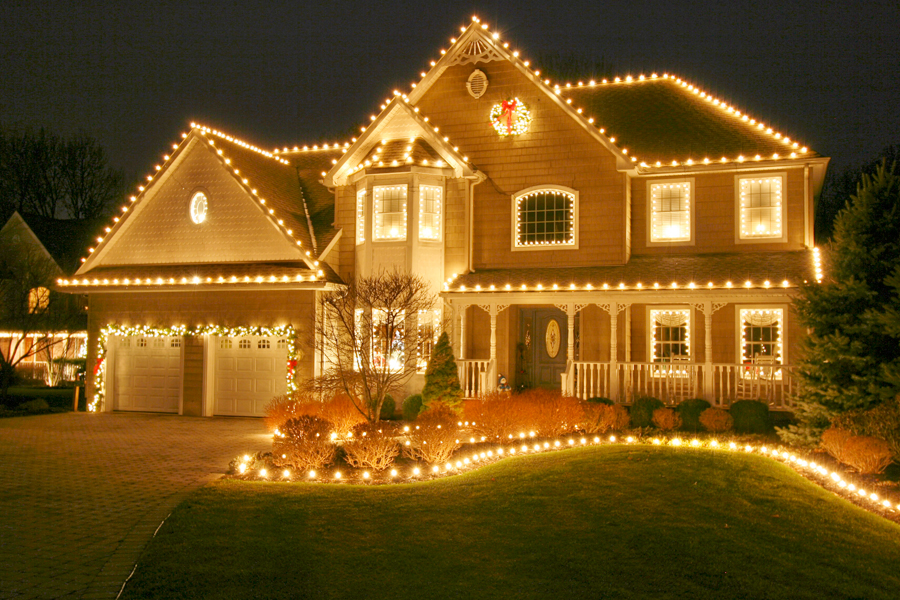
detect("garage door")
[112,335,183,413]
[214,336,289,416]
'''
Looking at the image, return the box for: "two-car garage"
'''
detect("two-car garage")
[108,334,289,417]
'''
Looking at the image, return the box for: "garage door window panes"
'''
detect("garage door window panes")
[239,339,251,349]
[220,338,232,349]
[258,339,270,349]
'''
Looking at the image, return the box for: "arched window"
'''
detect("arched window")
[512,186,578,249]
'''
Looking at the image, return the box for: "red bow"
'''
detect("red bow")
[499,99,518,134]
[94,358,104,376]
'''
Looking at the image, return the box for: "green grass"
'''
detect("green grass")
[122,446,900,599]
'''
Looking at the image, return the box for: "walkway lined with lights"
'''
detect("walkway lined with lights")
[0,413,268,600]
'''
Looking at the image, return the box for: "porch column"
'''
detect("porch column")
[609,302,619,401]
[624,305,632,362]
[459,305,466,360]
[478,303,509,393]
[704,300,713,400]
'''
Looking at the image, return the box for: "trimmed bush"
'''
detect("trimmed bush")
[676,398,712,432]
[19,398,50,412]
[842,435,894,474]
[587,397,614,405]
[820,427,853,463]
[832,397,900,459]
[464,389,584,439]
[404,402,462,464]
[342,422,400,471]
[699,408,733,433]
[421,332,463,411]
[402,394,424,421]
[630,396,664,428]
[380,395,396,420]
[581,403,631,434]
[272,415,336,471]
[730,400,771,434]
[264,392,322,433]
[652,407,682,431]
[320,395,367,437]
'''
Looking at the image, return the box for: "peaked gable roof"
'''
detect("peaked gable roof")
[5,212,104,276]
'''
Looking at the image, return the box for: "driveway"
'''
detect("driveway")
[0,412,270,600]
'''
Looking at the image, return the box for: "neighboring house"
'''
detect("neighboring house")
[63,18,828,416]
[0,212,93,385]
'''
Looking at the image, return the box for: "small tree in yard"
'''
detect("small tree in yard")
[782,160,900,445]
[310,270,436,422]
[421,331,462,411]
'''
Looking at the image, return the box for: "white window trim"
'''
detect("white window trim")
[373,184,408,241]
[355,188,366,245]
[646,178,695,246]
[418,184,443,242]
[647,306,692,363]
[735,172,787,243]
[735,304,788,367]
[511,185,579,251]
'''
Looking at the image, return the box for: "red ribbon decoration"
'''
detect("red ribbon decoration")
[499,99,518,134]
[93,357,104,376]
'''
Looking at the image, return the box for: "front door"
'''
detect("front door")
[519,308,571,390]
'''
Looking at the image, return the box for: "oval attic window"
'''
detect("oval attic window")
[189,191,208,224]
[466,69,488,99]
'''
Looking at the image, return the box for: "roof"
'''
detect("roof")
[279,148,344,253]
[361,138,443,169]
[561,77,819,166]
[446,251,817,292]
[17,212,107,275]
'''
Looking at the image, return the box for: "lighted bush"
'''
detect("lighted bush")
[842,435,894,474]
[402,394,424,421]
[730,400,771,434]
[630,396,664,428]
[581,403,631,434]
[833,397,900,459]
[676,398,712,432]
[342,421,401,471]
[652,407,682,431]
[820,427,853,463]
[699,408,733,433]
[264,392,322,433]
[465,389,584,439]
[380,395,396,420]
[320,394,367,437]
[404,402,462,464]
[272,415,336,471]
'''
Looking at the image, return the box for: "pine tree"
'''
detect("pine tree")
[780,160,900,445]
[421,331,463,410]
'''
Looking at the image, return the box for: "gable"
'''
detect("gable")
[85,136,306,269]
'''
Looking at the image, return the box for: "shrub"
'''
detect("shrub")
[832,397,900,459]
[264,392,322,433]
[630,396,663,428]
[402,394,424,421]
[587,397,614,405]
[321,394,367,437]
[272,415,336,471]
[421,332,464,411]
[581,403,631,434]
[464,389,584,439]
[342,422,401,471]
[652,407,682,431]
[676,398,712,432]
[820,427,853,463]
[699,408,733,433]
[404,402,462,464]
[19,398,50,412]
[730,400,771,434]
[842,435,894,474]
[380,395,396,420]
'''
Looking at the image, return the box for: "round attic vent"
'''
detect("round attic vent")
[466,69,488,99]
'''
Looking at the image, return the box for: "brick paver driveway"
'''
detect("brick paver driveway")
[0,412,270,600]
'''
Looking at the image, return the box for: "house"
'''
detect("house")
[0,212,93,385]
[61,17,828,416]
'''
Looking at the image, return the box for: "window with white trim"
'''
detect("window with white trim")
[740,308,784,364]
[649,181,692,243]
[650,309,691,362]
[356,189,366,245]
[416,309,441,373]
[419,185,442,241]
[373,185,407,240]
[513,186,578,249]
[372,309,405,372]
[738,175,784,240]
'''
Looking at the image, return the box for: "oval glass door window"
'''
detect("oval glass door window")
[545,319,561,358]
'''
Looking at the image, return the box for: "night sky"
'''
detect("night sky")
[2,0,897,180]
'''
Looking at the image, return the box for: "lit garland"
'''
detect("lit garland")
[90,324,298,412]
[58,272,324,288]
[491,98,532,136]
[231,433,900,522]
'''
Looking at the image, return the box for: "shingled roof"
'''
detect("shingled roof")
[561,77,819,166]
[16,212,107,275]
[281,148,343,254]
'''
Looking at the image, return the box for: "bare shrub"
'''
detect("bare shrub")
[404,402,462,464]
[652,407,682,431]
[321,394,367,437]
[464,392,520,440]
[272,415,336,471]
[580,403,630,434]
[264,392,323,433]
[465,389,584,440]
[342,421,401,471]
[820,427,853,463]
[699,408,734,433]
[842,435,894,474]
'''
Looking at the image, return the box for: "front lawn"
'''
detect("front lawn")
[122,446,900,599]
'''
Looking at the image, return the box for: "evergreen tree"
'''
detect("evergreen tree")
[781,161,900,445]
[421,331,463,410]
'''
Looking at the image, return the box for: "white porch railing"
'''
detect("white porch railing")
[568,362,798,408]
[458,359,493,398]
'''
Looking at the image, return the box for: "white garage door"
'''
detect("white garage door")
[112,335,183,413]
[214,336,289,416]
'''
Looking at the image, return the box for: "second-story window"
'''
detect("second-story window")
[737,174,784,240]
[649,180,692,243]
[513,186,578,249]
[374,185,407,240]
[356,189,366,245]
[419,185,442,241]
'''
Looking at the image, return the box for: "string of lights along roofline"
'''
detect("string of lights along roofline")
[234,433,900,522]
